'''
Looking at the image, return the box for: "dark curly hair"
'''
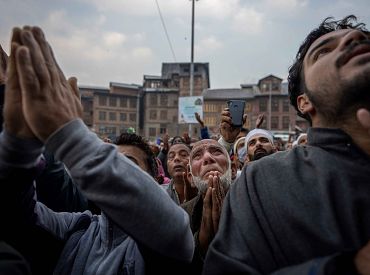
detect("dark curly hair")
[287,15,368,123]
[115,133,158,179]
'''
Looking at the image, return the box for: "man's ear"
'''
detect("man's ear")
[297,93,314,115]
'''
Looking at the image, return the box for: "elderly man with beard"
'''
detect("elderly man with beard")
[181,139,235,273]
[245,128,277,163]
[203,15,370,275]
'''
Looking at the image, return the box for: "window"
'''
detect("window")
[150,94,157,106]
[150,81,161,88]
[149,127,156,137]
[109,112,116,121]
[282,116,290,129]
[120,113,127,121]
[159,127,166,134]
[173,116,178,123]
[99,111,106,121]
[109,97,117,107]
[98,125,116,135]
[283,99,290,112]
[150,110,157,120]
[271,116,279,129]
[160,94,168,106]
[259,99,267,112]
[99,95,107,106]
[204,104,217,112]
[129,98,136,108]
[272,98,279,112]
[160,110,167,120]
[272,82,280,91]
[99,126,105,135]
[120,98,127,108]
[105,126,117,135]
[129,113,136,122]
[205,117,217,126]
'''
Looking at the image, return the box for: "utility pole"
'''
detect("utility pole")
[188,0,198,137]
[268,82,272,130]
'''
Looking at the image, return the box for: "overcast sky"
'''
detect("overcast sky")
[1,0,369,89]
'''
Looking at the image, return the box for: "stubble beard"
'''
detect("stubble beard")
[306,57,370,125]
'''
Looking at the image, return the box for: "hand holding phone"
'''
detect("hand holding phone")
[227,100,245,128]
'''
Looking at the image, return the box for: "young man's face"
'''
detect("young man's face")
[302,29,370,122]
[167,144,190,180]
[117,145,149,174]
[247,134,275,161]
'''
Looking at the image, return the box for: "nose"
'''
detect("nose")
[201,151,216,165]
[255,139,263,148]
[173,153,181,163]
[340,29,368,49]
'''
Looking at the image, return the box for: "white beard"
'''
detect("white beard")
[192,168,232,195]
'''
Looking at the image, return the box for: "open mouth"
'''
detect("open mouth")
[255,148,267,154]
[173,165,185,170]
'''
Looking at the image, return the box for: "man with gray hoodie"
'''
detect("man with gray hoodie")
[0,26,193,275]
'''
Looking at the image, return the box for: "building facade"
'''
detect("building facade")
[80,69,309,142]
[142,62,210,139]
[80,83,142,140]
[202,75,309,141]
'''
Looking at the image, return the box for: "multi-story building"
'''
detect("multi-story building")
[80,82,142,139]
[203,75,309,141]
[79,69,308,142]
[142,62,210,139]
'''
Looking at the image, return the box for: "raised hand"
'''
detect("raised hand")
[14,26,82,141]
[183,171,198,202]
[3,28,35,138]
[220,107,241,143]
[163,133,169,151]
[211,172,226,233]
[195,112,205,128]
[0,44,8,85]
[198,171,224,256]
[255,113,265,129]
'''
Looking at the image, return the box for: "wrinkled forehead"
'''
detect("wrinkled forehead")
[190,139,228,158]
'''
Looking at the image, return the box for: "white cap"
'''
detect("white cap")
[296,133,307,145]
[245,129,274,146]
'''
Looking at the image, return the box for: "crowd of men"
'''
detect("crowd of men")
[0,14,369,275]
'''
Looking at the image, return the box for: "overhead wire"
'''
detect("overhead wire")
[154,0,177,62]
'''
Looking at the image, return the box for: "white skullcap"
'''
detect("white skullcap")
[245,129,274,146]
[233,136,245,155]
[296,133,307,144]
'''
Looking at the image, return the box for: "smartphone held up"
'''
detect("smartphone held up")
[227,100,245,128]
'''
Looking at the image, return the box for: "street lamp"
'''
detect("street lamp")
[189,0,199,137]
[268,82,272,130]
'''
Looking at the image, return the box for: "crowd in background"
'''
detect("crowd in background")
[0,14,369,275]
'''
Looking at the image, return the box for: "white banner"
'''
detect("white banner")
[178,96,203,124]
